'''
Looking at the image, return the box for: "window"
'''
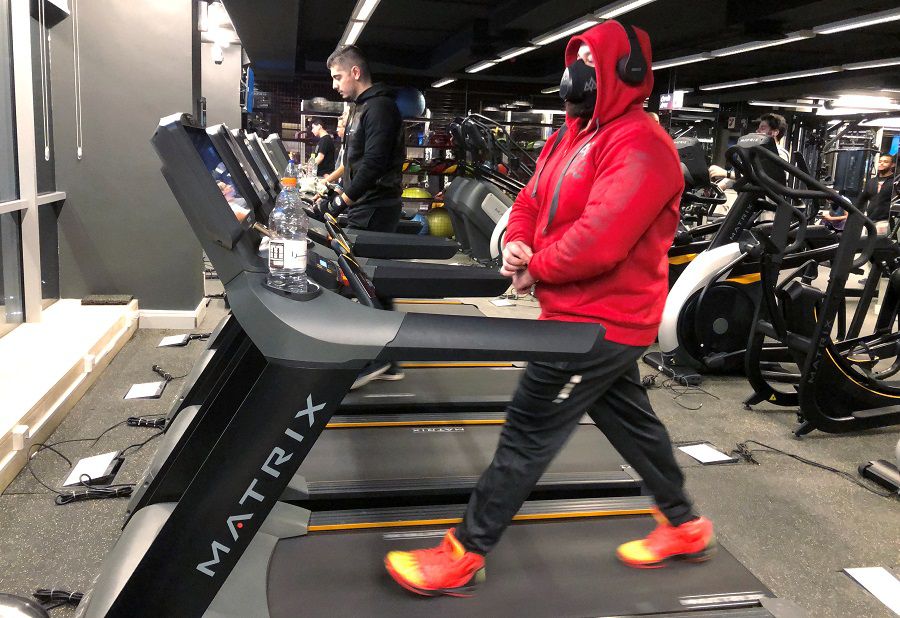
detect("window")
[0,0,17,202]
[0,210,24,336]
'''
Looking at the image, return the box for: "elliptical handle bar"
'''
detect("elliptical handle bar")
[729,143,878,269]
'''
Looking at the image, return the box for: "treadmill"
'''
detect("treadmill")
[74,113,775,618]
[124,126,638,521]
[212,123,525,411]
[264,133,291,172]
[242,128,460,260]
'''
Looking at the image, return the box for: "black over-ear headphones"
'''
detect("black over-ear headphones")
[616,22,648,85]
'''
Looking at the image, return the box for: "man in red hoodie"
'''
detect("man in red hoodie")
[385,21,714,597]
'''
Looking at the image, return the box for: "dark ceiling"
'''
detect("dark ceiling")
[225,0,900,107]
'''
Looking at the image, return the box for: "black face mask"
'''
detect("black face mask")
[559,59,597,103]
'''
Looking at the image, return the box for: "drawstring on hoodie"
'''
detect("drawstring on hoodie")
[531,124,569,198]
[542,119,602,235]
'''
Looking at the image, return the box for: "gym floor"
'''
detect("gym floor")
[0,283,897,617]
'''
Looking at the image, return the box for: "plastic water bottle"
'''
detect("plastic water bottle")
[267,161,309,293]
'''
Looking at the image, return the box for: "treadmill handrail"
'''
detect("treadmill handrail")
[383,312,604,362]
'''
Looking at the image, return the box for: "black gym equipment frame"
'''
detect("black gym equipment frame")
[736,140,900,435]
[73,113,775,618]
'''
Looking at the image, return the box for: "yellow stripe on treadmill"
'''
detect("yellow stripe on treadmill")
[669,253,697,265]
[309,507,653,532]
[726,274,761,284]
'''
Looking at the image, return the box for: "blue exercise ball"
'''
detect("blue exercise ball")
[411,213,430,235]
[395,87,426,119]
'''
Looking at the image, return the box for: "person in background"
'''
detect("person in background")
[384,21,714,598]
[855,154,897,285]
[326,45,404,233]
[310,117,336,177]
[323,107,352,185]
[857,153,895,233]
[709,113,790,189]
[327,46,405,388]
[821,203,848,234]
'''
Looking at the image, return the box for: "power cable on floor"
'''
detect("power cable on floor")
[151,363,189,382]
[33,588,84,610]
[13,415,165,505]
[642,372,719,410]
[731,440,899,499]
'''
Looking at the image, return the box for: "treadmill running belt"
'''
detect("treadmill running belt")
[341,366,521,412]
[296,424,638,505]
[268,516,772,617]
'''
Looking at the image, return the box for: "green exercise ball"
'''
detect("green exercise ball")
[425,208,454,238]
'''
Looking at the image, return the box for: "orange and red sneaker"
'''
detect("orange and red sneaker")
[384,528,486,597]
[617,514,715,568]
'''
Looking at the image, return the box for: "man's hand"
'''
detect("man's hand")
[502,241,532,274]
[708,164,727,180]
[511,268,536,294]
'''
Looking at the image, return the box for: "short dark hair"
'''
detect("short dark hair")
[310,117,324,128]
[758,113,787,140]
[879,153,895,163]
[327,45,370,81]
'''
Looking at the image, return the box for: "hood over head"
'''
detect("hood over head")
[564,21,653,126]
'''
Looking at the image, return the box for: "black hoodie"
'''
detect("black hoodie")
[341,83,404,205]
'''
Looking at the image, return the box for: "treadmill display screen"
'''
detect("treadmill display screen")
[188,128,252,225]
[243,135,276,189]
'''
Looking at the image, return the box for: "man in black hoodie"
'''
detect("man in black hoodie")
[327,45,404,232]
[857,153,896,227]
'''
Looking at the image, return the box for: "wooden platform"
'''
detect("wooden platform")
[0,299,138,492]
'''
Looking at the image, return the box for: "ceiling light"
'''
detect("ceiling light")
[497,46,539,62]
[483,106,500,112]
[677,107,714,113]
[749,100,816,110]
[712,31,814,57]
[817,106,897,116]
[859,117,900,128]
[529,109,566,115]
[833,95,900,110]
[466,59,497,73]
[596,0,657,19]
[512,100,531,107]
[700,78,760,91]
[881,88,900,94]
[760,66,840,82]
[531,15,600,46]
[701,103,719,108]
[541,85,561,94]
[431,78,455,88]
[207,1,230,29]
[343,20,365,45]
[652,53,712,70]
[352,0,381,22]
[843,57,900,71]
[814,7,900,35]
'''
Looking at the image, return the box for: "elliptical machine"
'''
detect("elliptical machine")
[645,134,839,385]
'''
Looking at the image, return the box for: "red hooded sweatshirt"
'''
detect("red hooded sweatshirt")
[505,21,683,346]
